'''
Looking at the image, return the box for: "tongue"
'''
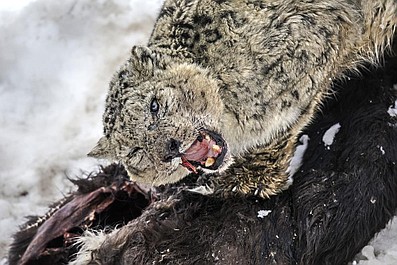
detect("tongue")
[182,140,210,161]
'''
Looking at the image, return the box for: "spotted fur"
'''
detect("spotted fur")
[89,0,397,198]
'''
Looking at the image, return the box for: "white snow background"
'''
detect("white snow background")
[0,0,396,264]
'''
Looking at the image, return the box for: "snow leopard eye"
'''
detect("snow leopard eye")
[150,98,159,114]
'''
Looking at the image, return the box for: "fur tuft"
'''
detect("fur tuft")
[69,230,110,265]
[360,0,397,62]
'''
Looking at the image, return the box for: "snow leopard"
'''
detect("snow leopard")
[89,0,397,198]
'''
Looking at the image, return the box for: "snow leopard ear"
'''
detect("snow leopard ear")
[88,136,113,159]
[127,45,164,81]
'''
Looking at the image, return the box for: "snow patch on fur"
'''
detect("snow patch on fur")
[387,84,397,117]
[257,210,272,219]
[388,101,397,117]
[286,134,310,186]
[323,123,341,147]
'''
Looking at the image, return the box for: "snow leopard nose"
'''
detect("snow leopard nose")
[163,138,181,162]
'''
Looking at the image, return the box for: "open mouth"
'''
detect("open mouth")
[180,130,227,174]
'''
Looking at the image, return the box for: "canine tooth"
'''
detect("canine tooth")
[205,157,215,167]
[212,144,221,153]
[205,134,211,141]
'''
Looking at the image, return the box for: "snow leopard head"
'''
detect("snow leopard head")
[89,46,230,186]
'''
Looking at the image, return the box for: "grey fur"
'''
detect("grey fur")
[89,0,397,198]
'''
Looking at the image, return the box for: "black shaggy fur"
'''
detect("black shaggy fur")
[9,45,397,265]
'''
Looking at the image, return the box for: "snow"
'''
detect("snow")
[353,220,397,265]
[0,0,34,11]
[0,1,396,264]
[286,134,310,183]
[257,210,272,218]
[323,122,341,147]
[388,101,397,117]
[387,84,397,117]
[378,145,386,155]
[0,0,163,261]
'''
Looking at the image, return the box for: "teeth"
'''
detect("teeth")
[205,134,211,141]
[205,157,215,167]
[212,144,221,153]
